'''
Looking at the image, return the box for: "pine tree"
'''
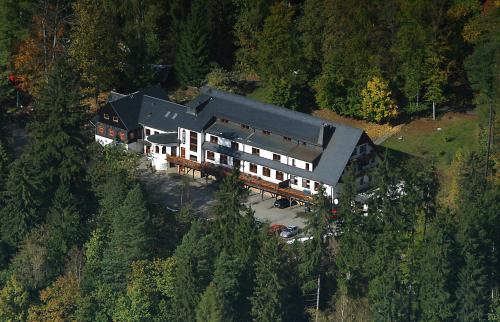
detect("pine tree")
[251,235,287,322]
[101,184,152,290]
[174,0,211,86]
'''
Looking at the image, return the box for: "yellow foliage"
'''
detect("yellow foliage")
[27,274,79,322]
[360,76,398,123]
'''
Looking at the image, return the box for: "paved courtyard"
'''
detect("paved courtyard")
[138,165,308,228]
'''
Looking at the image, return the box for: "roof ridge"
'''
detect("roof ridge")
[142,94,188,109]
[201,86,363,131]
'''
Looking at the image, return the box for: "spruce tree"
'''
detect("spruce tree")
[212,167,249,252]
[0,157,45,244]
[171,221,215,322]
[174,0,211,86]
[299,186,332,294]
[28,59,88,193]
[415,211,457,321]
[195,283,224,322]
[251,235,287,322]
[336,166,371,297]
[101,184,152,290]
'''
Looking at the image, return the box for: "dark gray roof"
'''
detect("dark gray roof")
[313,125,363,186]
[109,93,143,130]
[108,85,367,187]
[106,84,169,131]
[203,142,313,180]
[108,91,126,102]
[205,121,322,163]
[138,95,195,131]
[147,133,179,145]
[189,88,327,145]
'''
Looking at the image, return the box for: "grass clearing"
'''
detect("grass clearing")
[246,85,272,103]
[382,112,480,191]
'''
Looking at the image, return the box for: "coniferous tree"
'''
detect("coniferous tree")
[251,234,287,322]
[212,167,249,251]
[256,1,303,109]
[415,211,457,321]
[28,59,88,194]
[233,0,272,74]
[336,166,371,298]
[195,283,224,322]
[101,184,152,290]
[299,186,332,294]
[174,0,211,86]
[171,221,215,322]
[0,157,45,245]
[298,0,326,82]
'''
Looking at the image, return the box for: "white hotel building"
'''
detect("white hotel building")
[94,85,377,203]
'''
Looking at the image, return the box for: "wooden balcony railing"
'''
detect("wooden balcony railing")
[166,155,313,202]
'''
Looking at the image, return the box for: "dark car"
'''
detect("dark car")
[274,198,298,209]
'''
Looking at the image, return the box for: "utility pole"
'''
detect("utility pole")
[315,275,321,322]
[485,100,493,177]
[432,101,436,120]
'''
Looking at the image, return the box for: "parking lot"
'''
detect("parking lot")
[138,165,308,228]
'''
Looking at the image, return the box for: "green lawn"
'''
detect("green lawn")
[382,113,480,175]
[246,85,272,103]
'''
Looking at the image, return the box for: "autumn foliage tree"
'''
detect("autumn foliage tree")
[360,76,399,123]
[13,2,69,97]
[69,0,124,107]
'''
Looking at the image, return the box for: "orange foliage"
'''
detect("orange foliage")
[13,10,66,97]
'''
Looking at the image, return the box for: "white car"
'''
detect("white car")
[280,226,299,238]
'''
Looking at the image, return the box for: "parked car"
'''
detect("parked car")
[280,226,299,238]
[269,224,286,235]
[274,198,298,209]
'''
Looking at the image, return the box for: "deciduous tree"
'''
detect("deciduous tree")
[360,76,399,123]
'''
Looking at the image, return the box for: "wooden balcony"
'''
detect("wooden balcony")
[166,155,313,202]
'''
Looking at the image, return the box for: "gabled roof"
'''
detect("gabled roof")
[109,92,143,130]
[138,95,195,131]
[108,85,368,187]
[105,84,169,131]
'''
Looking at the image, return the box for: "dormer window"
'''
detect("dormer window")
[112,116,119,123]
[210,135,218,144]
[262,130,271,135]
[283,136,291,141]
[220,118,229,123]
[241,124,250,129]
[252,148,260,156]
[306,163,310,171]
[104,113,110,120]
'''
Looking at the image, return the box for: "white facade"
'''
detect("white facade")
[95,134,114,146]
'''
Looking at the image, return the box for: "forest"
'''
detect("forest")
[0,0,498,321]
